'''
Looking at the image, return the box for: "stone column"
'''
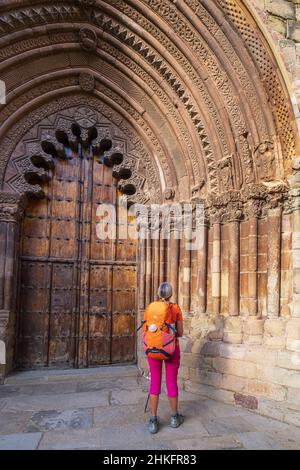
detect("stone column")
[197,221,208,313]
[267,204,282,318]
[159,229,165,284]
[137,229,146,313]
[247,206,259,316]
[211,212,221,315]
[152,224,160,299]
[228,216,240,316]
[242,200,265,343]
[145,221,152,306]
[167,216,180,303]
[181,235,191,313]
[0,192,26,382]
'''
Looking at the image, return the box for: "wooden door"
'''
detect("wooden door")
[15,141,137,369]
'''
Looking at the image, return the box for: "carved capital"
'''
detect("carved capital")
[264,181,289,211]
[244,200,262,219]
[209,206,222,225]
[223,204,243,223]
[242,182,288,215]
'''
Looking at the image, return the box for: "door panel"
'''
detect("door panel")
[48,263,76,367]
[87,264,112,366]
[16,138,137,369]
[17,261,51,368]
[111,266,137,363]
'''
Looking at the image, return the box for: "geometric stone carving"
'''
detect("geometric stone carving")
[3,101,161,205]
[74,106,98,128]
[41,122,136,197]
[6,121,138,200]
[77,0,95,6]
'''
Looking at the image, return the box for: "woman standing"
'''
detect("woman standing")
[143,282,184,434]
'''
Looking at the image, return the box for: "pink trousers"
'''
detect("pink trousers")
[147,345,181,398]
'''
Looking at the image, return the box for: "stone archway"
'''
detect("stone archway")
[0,0,299,424]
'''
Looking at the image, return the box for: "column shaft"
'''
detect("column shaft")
[197,223,208,313]
[267,207,282,318]
[211,222,221,315]
[228,221,240,316]
[248,216,259,316]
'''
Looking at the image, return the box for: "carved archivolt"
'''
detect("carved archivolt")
[0,0,297,206]
[219,0,296,168]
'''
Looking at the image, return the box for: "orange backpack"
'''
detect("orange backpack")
[139,301,177,360]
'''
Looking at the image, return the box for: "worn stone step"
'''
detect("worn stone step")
[5,365,139,385]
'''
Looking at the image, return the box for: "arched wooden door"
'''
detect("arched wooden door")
[15,137,137,369]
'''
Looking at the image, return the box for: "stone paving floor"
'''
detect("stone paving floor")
[0,365,300,450]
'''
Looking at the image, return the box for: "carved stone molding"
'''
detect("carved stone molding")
[77,0,95,6]
[0,0,296,207]
[79,27,98,52]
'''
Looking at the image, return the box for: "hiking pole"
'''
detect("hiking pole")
[144,393,150,413]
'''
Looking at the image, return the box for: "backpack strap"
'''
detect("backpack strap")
[159,303,177,334]
[137,320,146,332]
[163,321,177,334]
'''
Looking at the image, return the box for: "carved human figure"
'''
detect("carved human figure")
[218,156,233,191]
[79,28,98,52]
[255,141,275,181]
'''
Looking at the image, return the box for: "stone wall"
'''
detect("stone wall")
[179,315,300,427]
[248,0,300,133]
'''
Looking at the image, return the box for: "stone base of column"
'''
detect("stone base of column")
[223,317,243,344]
[243,317,265,344]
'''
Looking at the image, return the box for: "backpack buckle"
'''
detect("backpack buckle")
[149,324,158,333]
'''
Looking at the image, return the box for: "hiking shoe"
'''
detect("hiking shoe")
[148,416,158,434]
[170,413,184,428]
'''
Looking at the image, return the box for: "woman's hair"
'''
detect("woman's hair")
[157,282,173,300]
